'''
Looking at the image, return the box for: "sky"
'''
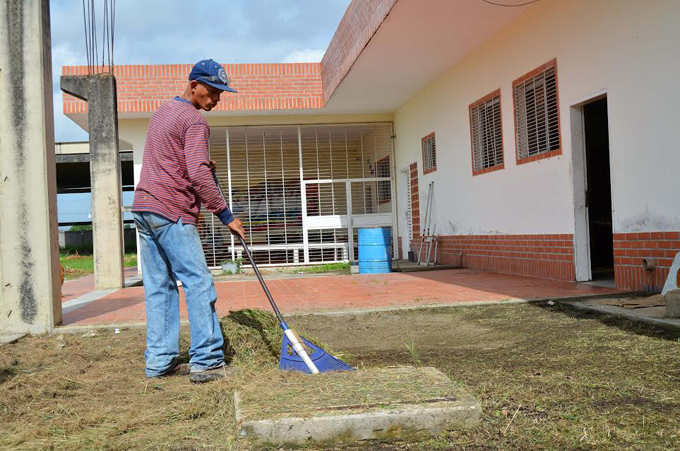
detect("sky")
[51,0,352,226]
[50,0,352,142]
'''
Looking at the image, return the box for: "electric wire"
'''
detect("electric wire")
[111,0,116,72]
[81,0,117,74]
[482,0,540,7]
[102,0,108,70]
[89,0,95,73]
[92,0,98,72]
[81,0,90,74]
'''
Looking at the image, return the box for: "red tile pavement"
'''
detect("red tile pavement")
[61,274,95,303]
[61,268,139,303]
[61,269,621,326]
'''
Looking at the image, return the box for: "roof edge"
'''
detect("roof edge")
[320,0,399,102]
[62,62,324,116]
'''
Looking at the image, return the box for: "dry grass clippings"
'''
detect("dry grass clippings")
[1,304,679,450]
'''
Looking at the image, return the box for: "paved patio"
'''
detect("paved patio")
[59,269,621,327]
[61,268,139,303]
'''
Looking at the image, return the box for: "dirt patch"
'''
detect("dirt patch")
[292,309,515,356]
[591,396,679,413]
[292,304,680,450]
[0,367,16,385]
[594,294,666,309]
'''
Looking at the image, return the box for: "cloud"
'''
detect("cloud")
[53,92,88,142]
[51,43,88,141]
[281,49,326,63]
[49,0,352,140]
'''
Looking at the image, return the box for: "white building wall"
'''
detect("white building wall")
[393,0,680,250]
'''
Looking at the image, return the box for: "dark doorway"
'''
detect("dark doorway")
[584,97,613,279]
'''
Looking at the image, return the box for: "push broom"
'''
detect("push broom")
[212,171,353,374]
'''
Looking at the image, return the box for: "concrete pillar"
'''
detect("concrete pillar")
[0,0,62,333]
[61,75,125,289]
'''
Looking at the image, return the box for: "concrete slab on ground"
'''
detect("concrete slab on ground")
[0,334,25,346]
[234,366,480,446]
[391,260,459,273]
[558,296,680,331]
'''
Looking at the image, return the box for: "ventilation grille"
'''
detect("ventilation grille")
[471,94,503,172]
[422,133,436,173]
[514,64,560,159]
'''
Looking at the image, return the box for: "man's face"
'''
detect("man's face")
[191,81,222,111]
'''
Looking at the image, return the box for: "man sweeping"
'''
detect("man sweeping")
[132,59,245,383]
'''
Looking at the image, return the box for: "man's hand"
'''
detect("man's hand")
[209,160,217,172]
[227,217,246,241]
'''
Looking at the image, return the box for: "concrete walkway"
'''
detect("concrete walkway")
[61,267,140,303]
[557,296,680,331]
[59,269,621,327]
[0,334,25,347]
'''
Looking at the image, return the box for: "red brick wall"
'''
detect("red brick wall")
[62,63,323,115]
[321,0,398,102]
[402,231,679,289]
[411,233,575,281]
[614,232,680,292]
[409,163,420,243]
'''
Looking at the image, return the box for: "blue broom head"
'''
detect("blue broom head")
[279,333,354,374]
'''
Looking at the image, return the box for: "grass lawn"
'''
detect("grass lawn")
[60,253,137,280]
[296,261,350,274]
[0,304,678,450]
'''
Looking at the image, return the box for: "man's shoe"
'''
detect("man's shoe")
[189,365,231,383]
[160,362,190,377]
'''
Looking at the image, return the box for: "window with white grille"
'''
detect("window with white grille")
[377,156,391,203]
[203,123,395,267]
[514,61,560,161]
[421,133,436,174]
[470,90,503,173]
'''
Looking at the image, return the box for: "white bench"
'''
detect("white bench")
[226,242,349,264]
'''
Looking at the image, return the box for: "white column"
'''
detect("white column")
[0,0,62,333]
[298,126,310,264]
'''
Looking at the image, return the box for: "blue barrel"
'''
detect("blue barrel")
[358,227,392,274]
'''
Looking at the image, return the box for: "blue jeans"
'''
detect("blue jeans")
[133,211,225,377]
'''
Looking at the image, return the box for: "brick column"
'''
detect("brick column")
[409,163,420,252]
[614,232,680,292]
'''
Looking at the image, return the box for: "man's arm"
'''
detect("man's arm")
[184,123,234,224]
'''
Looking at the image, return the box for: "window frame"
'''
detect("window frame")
[421,132,437,174]
[469,88,505,176]
[512,58,562,165]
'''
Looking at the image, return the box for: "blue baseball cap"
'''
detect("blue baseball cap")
[189,59,237,93]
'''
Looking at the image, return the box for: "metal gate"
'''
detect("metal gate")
[198,123,395,267]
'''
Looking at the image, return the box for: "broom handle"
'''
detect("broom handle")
[237,235,286,326]
[239,235,320,374]
[212,171,319,374]
[210,170,286,325]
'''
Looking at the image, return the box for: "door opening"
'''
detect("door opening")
[584,97,614,281]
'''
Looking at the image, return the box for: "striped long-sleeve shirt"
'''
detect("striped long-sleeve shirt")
[132,97,233,225]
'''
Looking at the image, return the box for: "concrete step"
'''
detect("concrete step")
[234,366,480,446]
